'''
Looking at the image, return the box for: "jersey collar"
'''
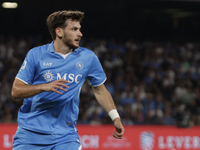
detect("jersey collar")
[47,41,81,54]
[73,47,82,54]
[47,41,55,53]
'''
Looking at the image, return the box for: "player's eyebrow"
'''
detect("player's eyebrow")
[72,26,81,30]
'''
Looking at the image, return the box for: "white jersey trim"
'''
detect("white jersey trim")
[92,78,107,87]
[56,52,72,59]
[15,77,29,85]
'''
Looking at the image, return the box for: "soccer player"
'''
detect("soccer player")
[11,10,125,150]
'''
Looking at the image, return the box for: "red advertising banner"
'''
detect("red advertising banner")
[0,124,200,150]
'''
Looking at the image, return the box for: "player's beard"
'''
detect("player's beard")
[62,32,79,49]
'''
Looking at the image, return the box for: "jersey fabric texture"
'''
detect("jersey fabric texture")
[13,127,82,150]
[14,41,106,145]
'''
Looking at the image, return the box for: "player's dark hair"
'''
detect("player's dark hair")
[46,10,84,40]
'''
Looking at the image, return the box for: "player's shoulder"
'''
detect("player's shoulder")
[28,43,50,54]
[24,43,50,62]
[77,46,96,56]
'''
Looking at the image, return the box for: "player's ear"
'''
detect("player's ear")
[55,27,63,39]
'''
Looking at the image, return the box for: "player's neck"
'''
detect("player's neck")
[54,40,73,54]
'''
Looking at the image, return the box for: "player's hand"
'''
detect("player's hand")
[44,79,69,94]
[112,117,125,139]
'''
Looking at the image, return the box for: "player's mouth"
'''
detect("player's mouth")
[75,39,81,44]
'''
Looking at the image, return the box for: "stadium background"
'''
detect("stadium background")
[0,0,200,149]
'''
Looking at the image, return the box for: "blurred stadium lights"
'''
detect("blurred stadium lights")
[2,2,18,9]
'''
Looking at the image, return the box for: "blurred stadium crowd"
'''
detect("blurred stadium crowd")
[0,35,200,127]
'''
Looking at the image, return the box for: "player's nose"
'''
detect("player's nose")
[78,30,83,37]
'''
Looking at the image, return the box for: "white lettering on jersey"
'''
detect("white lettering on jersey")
[68,73,74,83]
[75,74,82,83]
[57,73,82,83]
[57,73,67,80]
[43,62,52,66]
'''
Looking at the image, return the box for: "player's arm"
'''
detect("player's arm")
[92,84,125,139]
[11,78,69,99]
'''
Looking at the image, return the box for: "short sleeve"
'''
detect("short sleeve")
[87,54,106,86]
[16,49,36,84]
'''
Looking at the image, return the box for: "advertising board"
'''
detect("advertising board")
[0,124,199,150]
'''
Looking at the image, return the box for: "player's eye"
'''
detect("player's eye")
[72,27,78,31]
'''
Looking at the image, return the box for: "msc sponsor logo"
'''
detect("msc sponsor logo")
[57,73,82,83]
[43,70,82,83]
[43,70,54,82]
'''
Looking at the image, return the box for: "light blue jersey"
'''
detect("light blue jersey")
[15,41,106,135]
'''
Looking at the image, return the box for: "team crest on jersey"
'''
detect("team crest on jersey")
[76,62,84,70]
[43,70,54,82]
[140,131,155,150]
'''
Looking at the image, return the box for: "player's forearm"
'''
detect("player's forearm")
[92,85,116,113]
[11,83,46,99]
[97,90,116,113]
[92,85,124,139]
